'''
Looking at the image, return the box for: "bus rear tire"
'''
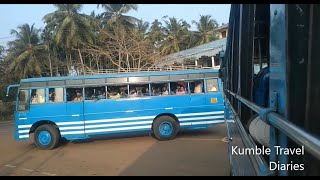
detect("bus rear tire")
[153,116,179,141]
[34,124,60,150]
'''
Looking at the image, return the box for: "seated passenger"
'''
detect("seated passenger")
[73,91,83,101]
[162,86,169,96]
[110,91,121,99]
[176,85,186,95]
[136,89,143,97]
[97,90,105,99]
[194,82,203,93]
[130,89,137,97]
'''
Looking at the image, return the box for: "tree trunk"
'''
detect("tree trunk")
[77,48,85,75]
[118,50,121,72]
[48,51,53,77]
[66,53,70,73]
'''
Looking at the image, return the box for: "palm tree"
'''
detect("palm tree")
[98,4,139,27]
[135,19,149,40]
[160,17,191,55]
[0,45,4,60]
[43,4,94,73]
[147,19,164,50]
[5,24,47,78]
[192,15,219,45]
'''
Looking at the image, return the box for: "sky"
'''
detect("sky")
[0,4,231,47]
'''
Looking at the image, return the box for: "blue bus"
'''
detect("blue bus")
[221,4,320,176]
[6,69,224,150]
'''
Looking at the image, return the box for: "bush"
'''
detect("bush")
[0,100,15,121]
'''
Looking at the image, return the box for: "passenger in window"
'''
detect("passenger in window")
[97,90,105,99]
[207,83,218,92]
[162,86,169,96]
[120,90,127,98]
[180,86,186,94]
[142,88,149,96]
[194,81,203,93]
[152,88,161,96]
[136,89,143,97]
[110,91,121,99]
[31,91,38,104]
[130,89,137,97]
[176,85,186,95]
[85,91,92,100]
[73,91,83,101]
[49,90,55,102]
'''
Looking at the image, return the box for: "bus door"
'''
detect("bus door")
[65,87,85,137]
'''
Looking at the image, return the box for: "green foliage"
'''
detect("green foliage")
[2,5,223,97]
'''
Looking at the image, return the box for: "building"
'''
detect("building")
[216,23,229,39]
[156,38,227,69]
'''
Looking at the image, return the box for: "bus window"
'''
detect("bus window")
[66,88,83,102]
[85,86,106,100]
[189,80,204,94]
[31,89,45,104]
[18,89,29,111]
[206,79,218,92]
[170,81,187,95]
[107,85,127,99]
[151,83,168,96]
[129,84,149,97]
[49,88,64,103]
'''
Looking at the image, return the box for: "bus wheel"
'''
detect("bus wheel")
[153,116,179,141]
[34,124,60,150]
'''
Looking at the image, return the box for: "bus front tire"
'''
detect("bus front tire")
[34,124,60,150]
[153,116,179,141]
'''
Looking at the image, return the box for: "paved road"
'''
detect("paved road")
[0,121,230,176]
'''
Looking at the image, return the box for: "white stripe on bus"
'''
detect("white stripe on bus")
[17,111,225,129]
[57,121,84,126]
[180,120,225,126]
[18,130,29,133]
[85,125,151,134]
[176,111,224,117]
[60,131,85,135]
[18,124,32,129]
[85,121,153,129]
[85,116,155,124]
[179,115,224,121]
[19,134,29,138]
[59,126,84,130]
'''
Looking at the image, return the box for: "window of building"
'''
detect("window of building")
[221,30,227,38]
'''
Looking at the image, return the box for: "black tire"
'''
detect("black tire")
[34,124,60,150]
[152,116,179,141]
[60,137,70,145]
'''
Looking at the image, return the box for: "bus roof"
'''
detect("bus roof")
[21,69,219,83]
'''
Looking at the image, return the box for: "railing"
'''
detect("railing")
[85,65,220,75]
[225,90,320,160]
[34,65,220,78]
